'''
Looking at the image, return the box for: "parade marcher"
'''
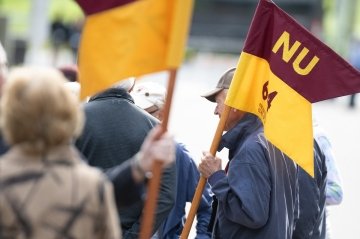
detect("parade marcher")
[75,80,176,239]
[198,68,299,238]
[132,82,212,239]
[0,66,120,239]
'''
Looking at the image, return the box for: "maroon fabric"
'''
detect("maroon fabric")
[242,0,360,103]
[75,0,136,15]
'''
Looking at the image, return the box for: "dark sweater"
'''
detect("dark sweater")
[75,88,176,239]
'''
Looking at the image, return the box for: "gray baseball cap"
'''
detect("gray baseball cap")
[201,67,236,102]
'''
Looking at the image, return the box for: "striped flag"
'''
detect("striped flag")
[75,0,194,99]
[225,0,360,176]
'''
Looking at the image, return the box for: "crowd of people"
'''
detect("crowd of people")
[0,40,344,239]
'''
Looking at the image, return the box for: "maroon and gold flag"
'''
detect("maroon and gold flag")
[226,0,360,176]
[75,0,194,99]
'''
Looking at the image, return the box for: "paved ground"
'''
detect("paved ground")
[140,52,360,238]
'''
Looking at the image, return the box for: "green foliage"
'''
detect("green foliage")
[0,0,84,36]
[49,0,84,23]
[0,0,30,35]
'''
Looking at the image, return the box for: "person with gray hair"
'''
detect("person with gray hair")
[0,67,176,239]
[198,68,299,238]
[0,66,120,239]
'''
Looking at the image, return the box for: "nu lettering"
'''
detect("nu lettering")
[272,31,319,75]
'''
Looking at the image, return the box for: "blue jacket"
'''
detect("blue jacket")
[159,143,212,239]
[208,114,299,239]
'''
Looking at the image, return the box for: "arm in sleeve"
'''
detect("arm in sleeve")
[151,162,177,232]
[316,135,343,205]
[208,145,271,229]
[105,159,145,209]
[125,162,177,238]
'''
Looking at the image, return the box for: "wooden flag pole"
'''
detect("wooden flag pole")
[140,69,177,239]
[180,105,231,239]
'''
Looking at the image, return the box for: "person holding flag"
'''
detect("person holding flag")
[183,0,360,237]
[198,68,299,238]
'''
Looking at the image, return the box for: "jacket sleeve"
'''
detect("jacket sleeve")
[316,135,343,205]
[124,162,176,239]
[105,159,145,209]
[208,143,271,229]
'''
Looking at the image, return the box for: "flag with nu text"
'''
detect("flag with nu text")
[225,0,360,176]
[75,0,194,99]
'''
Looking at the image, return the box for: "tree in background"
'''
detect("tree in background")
[323,0,360,108]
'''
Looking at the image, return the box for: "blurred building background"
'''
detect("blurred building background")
[1,0,360,66]
[189,0,323,53]
[0,0,83,66]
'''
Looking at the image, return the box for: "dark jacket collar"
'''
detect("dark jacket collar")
[218,113,262,152]
[89,88,135,103]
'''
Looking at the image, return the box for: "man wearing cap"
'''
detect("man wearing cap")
[198,68,299,238]
[132,82,212,239]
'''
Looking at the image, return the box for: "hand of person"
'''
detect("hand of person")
[132,125,175,181]
[198,151,222,178]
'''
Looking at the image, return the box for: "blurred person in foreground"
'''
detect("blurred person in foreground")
[0,67,176,238]
[0,66,120,238]
[198,68,299,238]
[75,78,176,239]
[0,41,9,155]
[132,82,212,239]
